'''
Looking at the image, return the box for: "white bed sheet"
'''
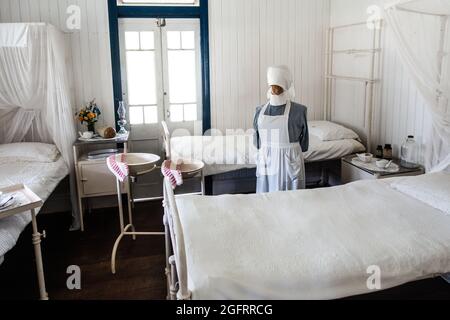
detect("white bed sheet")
[171,134,365,176]
[176,178,450,300]
[0,156,68,264]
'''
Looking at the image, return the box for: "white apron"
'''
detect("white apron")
[256,101,306,193]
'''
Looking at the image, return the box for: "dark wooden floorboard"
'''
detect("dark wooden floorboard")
[0,201,449,300]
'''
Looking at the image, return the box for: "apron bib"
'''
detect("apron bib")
[256,101,306,193]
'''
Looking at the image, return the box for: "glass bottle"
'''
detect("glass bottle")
[117,101,128,135]
[375,145,383,159]
[401,136,420,169]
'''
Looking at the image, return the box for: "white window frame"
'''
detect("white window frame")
[119,18,202,127]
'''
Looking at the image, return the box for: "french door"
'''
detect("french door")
[119,18,202,197]
[119,18,203,155]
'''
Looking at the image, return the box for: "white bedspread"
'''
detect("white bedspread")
[0,156,68,264]
[171,134,365,176]
[176,178,450,300]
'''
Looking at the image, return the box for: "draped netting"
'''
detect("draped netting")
[384,0,450,171]
[0,23,79,229]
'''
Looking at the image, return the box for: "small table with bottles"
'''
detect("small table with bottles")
[341,155,425,184]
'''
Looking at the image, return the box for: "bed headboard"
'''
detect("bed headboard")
[325,20,384,152]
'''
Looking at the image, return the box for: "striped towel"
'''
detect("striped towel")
[107,154,129,182]
[161,160,183,189]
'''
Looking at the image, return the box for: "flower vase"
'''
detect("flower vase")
[87,124,96,134]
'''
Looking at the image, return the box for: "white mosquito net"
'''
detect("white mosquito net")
[384,0,450,171]
[0,23,79,228]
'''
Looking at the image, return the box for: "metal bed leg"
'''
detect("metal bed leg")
[201,170,205,195]
[169,255,178,300]
[321,168,329,187]
[163,212,172,300]
[31,209,49,300]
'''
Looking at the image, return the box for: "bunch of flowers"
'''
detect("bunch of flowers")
[76,99,101,131]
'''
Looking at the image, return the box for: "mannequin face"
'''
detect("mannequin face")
[271,85,284,96]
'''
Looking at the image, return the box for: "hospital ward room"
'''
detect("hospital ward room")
[1,0,450,304]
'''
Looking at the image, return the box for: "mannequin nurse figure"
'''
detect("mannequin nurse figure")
[253,65,309,193]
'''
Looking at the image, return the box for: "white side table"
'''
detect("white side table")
[73,133,130,232]
[0,184,48,300]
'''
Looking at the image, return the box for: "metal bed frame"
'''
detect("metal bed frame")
[160,5,449,299]
[163,177,192,300]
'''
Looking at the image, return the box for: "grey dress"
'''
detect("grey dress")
[253,102,309,152]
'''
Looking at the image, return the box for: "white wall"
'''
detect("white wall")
[209,0,330,132]
[0,0,115,128]
[330,0,432,161]
[5,0,427,159]
[1,0,331,134]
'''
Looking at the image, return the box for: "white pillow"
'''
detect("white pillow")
[391,172,450,215]
[309,121,359,141]
[0,143,60,163]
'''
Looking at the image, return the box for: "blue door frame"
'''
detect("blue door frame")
[107,0,211,133]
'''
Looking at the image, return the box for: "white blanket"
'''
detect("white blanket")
[171,134,365,176]
[0,156,68,264]
[176,178,450,300]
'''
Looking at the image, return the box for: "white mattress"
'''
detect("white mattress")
[0,156,68,264]
[176,178,450,300]
[171,134,365,176]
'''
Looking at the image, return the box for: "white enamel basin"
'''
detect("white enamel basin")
[175,159,205,177]
[124,153,160,176]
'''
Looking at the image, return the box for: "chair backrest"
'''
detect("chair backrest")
[161,121,171,159]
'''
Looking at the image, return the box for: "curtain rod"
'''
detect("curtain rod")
[395,6,449,17]
[385,0,450,17]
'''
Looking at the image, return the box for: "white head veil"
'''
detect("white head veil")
[267,65,296,105]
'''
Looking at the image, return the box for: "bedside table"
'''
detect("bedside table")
[73,134,130,231]
[341,155,425,184]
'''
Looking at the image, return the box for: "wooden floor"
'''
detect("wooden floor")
[0,200,449,300]
[0,201,167,300]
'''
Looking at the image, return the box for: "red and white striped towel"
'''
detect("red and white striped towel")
[107,154,129,182]
[161,160,183,189]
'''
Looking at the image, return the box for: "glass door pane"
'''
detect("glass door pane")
[126,50,157,107]
[119,19,164,146]
[162,20,202,130]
